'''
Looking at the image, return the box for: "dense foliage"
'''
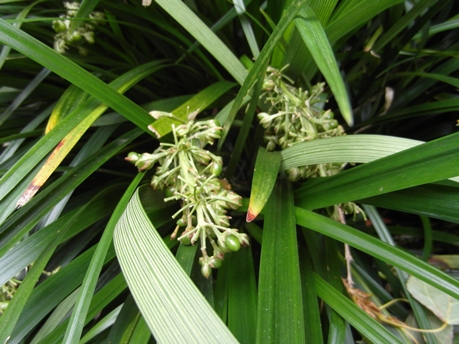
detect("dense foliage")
[1,0,459,343]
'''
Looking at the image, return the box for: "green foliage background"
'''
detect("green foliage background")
[1,0,459,343]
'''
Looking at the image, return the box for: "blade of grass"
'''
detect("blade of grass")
[313,274,403,344]
[0,128,143,255]
[294,6,353,125]
[0,193,95,343]
[360,183,459,224]
[363,205,440,344]
[17,61,166,207]
[149,80,235,138]
[155,0,247,84]
[227,244,257,344]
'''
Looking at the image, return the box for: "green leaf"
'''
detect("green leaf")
[280,134,424,171]
[295,208,459,301]
[295,132,459,209]
[9,246,115,343]
[63,173,145,343]
[69,0,100,32]
[299,249,324,343]
[219,0,306,147]
[246,147,281,222]
[294,6,353,125]
[360,183,459,224]
[148,80,236,138]
[313,274,404,344]
[227,245,257,344]
[256,180,305,343]
[0,61,166,207]
[0,18,155,131]
[113,187,238,343]
[0,195,92,343]
[0,129,143,256]
[155,0,247,84]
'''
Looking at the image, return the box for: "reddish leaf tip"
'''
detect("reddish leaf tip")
[246,210,257,222]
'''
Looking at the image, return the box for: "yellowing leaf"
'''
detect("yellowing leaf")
[246,147,281,222]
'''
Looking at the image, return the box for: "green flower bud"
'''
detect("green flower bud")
[201,264,212,279]
[322,120,338,131]
[125,152,140,163]
[262,79,276,91]
[52,20,67,32]
[70,31,82,42]
[257,112,272,128]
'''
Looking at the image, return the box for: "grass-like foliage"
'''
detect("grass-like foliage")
[1,0,459,343]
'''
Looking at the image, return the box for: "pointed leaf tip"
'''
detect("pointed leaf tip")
[246,209,257,222]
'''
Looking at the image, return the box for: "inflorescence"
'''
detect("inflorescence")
[126,111,247,278]
[258,66,364,221]
[52,2,105,55]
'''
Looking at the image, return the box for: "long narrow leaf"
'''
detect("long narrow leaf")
[256,180,305,343]
[155,0,246,84]
[295,208,459,301]
[0,18,153,131]
[63,173,145,343]
[313,274,403,344]
[295,132,459,209]
[295,6,353,125]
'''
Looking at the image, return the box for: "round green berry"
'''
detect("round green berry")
[224,234,241,252]
[210,162,223,176]
[180,234,191,246]
[210,257,222,269]
[176,217,186,227]
[164,186,176,198]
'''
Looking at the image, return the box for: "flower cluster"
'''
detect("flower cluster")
[258,66,365,220]
[127,112,247,278]
[258,66,346,182]
[1,278,20,316]
[52,2,105,55]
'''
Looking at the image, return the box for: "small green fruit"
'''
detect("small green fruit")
[210,162,223,176]
[210,257,222,269]
[176,217,186,227]
[224,234,241,252]
[180,234,191,246]
[164,186,176,198]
